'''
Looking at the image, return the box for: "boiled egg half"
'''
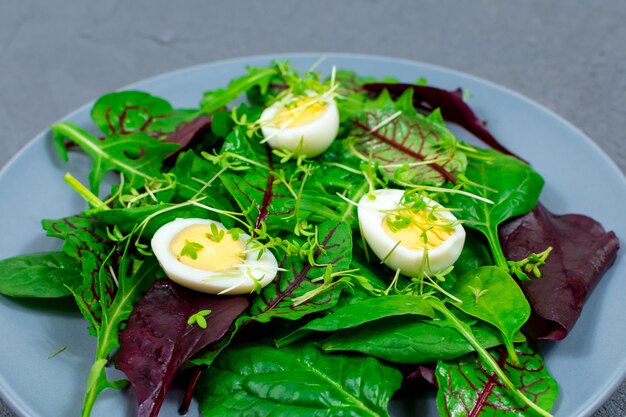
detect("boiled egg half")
[358,189,465,277]
[151,218,278,295]
[260,92,339,158]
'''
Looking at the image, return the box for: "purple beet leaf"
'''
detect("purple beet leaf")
[163,114,212,159]
[363,83,523,161]
[116,279,249,417]
[499,203,619,340]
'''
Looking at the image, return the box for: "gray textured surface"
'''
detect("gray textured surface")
[0,1,624,416]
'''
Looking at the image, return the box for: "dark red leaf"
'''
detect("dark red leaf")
[116,279,249,417]
[363,83,523,161]
[499,203,619,340]
[163,115,212,159]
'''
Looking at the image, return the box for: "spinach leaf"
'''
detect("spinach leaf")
[450,266,530,363]
[277,295,434,347]
[349,89,467,186]
[117,279,248,417]
[435,344,558,417]
[447,149,544,269]
[197,343,402,417]
[322,316,523,365]
[52,123,179,194]
[0,251,82,298]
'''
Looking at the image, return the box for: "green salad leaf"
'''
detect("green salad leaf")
[450,266,530,364]
[0,251,82,298]
[197,342,402,417]
[52,123,179,194]
[447,149,544,269]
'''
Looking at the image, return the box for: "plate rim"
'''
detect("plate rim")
[0,52,624,417]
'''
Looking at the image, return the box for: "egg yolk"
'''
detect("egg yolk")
[273,97,328,128]
[382,209,454,251]
[170,224,245,272]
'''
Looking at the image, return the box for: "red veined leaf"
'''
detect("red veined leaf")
[435,344,558,417]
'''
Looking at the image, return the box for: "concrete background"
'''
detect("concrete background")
[0,0,624,416]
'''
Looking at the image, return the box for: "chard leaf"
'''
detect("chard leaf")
[0,251,82,298]
[277,295,434,347]
[52,122,179,194]
[42,216,114,329]
[221,169,298,233]
[249,220,353,322]
[435,344,558,417]
[349,89,467,186]
[80,257,160,417]
[447,149,544,270]
[322,316,524,365]
[499,203,620,340]
[90,91,194,139]
[162,114,213,158]
[363,82,522,159]
[117,279,249,417]
[197,343,402,417]
[200,66,278,113]
[191,221,353,368]
[450,266,530,363]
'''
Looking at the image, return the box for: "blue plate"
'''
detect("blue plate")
[0,54,624,417]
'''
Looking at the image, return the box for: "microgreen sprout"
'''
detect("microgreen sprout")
[180,240,204,260]
[47,346,67,359]
[205,223,225,243]
[187,309,212,329]
[507,246,553,281]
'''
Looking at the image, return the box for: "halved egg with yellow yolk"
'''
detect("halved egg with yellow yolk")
[151,218,278,295]
[260,93,339,158]
[358,189,465,276]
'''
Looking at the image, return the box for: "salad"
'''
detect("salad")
[0,60,619,417]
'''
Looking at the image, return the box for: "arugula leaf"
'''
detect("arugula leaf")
[349,89,467,186]
[436,344,558,417]
[450,266,530,363]
[447,149,544,269]
[0,251,82,298]
[52,122,179,194]
[197,343,402,417]
[116,279,248,417]
[277,295,434,347]
[200,66,278,113]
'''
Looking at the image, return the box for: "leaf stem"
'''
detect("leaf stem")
[64,173,109,210]
[486,228,508,270]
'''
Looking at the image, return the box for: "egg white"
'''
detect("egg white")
[151,218,278,295]
[259,93,339,158]
[358,189,465,277]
